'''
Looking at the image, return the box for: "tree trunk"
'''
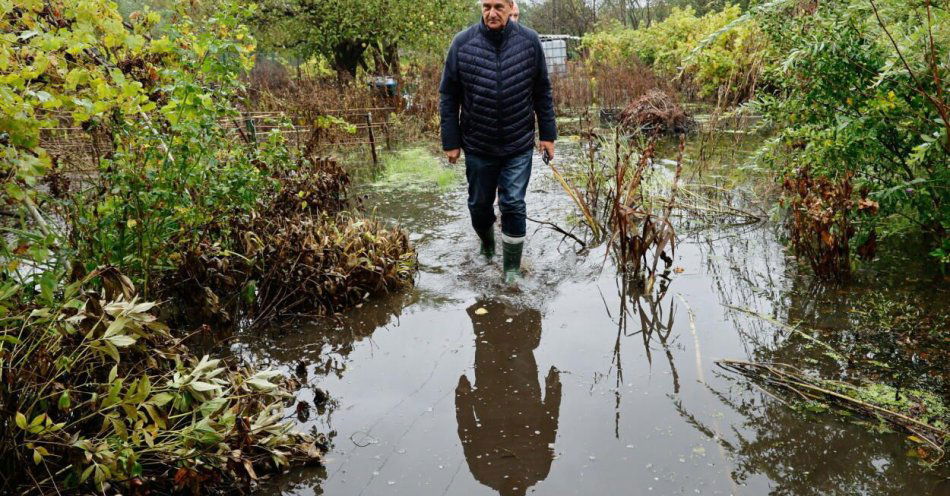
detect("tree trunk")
[332,40,367,80]
[384,42,399,75]
[371,42,400,75]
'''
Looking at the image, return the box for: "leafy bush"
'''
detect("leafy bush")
[151,152,417,326]
[581,5,765,101]
[3,0,416,299]
[1,1,414,491]
[2,0,267,293]
[754,0,949,267]
[0,269,322,493]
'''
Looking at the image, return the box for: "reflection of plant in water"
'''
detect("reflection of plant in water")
[225,292,416,494]
[604,273,679,437]
[762,266,949,401]
[239,291,418,379]
[698,224,790,351]
[694,209,950,477]
[848,294,949,394]
[717,290,950,462]
[752,286,949,399]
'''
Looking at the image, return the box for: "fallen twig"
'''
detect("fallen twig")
[717,359,948,460]
[527,216,587,248]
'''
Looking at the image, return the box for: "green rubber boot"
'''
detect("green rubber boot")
[475,227,495,259]
[502,239,524,284]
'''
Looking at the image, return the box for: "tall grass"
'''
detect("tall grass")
[548,127,683,289]
[551,61,674,115]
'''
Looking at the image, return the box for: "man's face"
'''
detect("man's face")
[510,2,520,22]
[481,0,511,30]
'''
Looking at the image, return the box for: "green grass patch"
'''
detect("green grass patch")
[371,147,461,191]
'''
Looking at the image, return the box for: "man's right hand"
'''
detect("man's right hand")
[445,148,461,164]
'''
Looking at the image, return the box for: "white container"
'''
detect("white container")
[541,39,568,75]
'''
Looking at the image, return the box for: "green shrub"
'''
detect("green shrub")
[0,269,322,493]
[754,0,949,265]
[0,1,414,491]
[581,5,765,101]
[2,0,271,294]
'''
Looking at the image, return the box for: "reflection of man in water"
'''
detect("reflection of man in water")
[456,299,561,496]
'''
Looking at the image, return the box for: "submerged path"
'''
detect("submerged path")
[234,141,948,495]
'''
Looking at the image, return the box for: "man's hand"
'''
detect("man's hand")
[446,148,461,164]
[539,141,555,161]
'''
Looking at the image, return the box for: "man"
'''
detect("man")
[439,0,557,283]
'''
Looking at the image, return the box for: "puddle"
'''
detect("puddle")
[232,136,949,495]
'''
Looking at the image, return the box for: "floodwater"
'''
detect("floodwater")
[233,131,950,495]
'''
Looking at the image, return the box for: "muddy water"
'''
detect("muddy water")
[234,136,949,495]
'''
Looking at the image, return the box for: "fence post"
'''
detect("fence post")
[383,111,392,151]
[365,112,378,167]
[243,111,257,144]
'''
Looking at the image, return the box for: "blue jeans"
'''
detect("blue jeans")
[464,149,533,238]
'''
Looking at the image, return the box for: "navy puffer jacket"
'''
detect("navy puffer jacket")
[439,21,557,158]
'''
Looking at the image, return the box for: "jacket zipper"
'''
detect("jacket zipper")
[495,44,502,136]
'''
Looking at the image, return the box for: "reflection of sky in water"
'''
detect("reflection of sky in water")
[231,139,948,495]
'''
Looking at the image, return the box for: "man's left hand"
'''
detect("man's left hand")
[539,141,555,161]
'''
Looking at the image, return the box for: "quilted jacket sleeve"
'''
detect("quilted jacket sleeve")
[439,37,463,151]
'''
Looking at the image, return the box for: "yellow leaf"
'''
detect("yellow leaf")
[15,412,27,430]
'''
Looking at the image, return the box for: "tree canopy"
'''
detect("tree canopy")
[250,0,475,78]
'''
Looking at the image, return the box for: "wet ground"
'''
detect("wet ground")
[232,133,950,495]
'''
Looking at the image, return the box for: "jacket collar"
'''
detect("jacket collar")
[478,19,515,48]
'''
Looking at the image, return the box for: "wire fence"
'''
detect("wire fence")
[38,106,396,171]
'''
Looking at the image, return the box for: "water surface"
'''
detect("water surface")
[233,135,949,495]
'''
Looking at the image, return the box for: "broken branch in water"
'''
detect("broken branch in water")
[717,359,948,462]
[527,216,587,248]
[665,185,764,224]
